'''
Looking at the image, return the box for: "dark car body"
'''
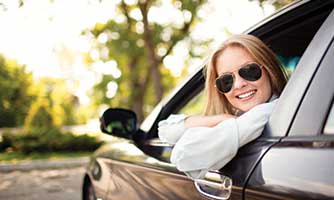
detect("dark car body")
[82,0,334,199]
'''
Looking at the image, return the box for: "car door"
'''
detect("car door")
[245,8,334,200]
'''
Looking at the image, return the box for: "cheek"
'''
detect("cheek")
[223,92,234,103]
[223,92,240,111]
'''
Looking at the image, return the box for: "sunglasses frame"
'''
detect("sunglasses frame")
[215,62,264,94]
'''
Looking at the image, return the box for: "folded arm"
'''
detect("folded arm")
[158,113,235,144]
[170,100,277,179]
[184,114,236,128]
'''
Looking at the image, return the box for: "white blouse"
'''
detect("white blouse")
[158,99,278,179]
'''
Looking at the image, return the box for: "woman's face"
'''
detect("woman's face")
[216,46,272,112]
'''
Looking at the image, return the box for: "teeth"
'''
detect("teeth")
[238,90,255,99]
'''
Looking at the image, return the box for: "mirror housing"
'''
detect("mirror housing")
[100,108,137,139]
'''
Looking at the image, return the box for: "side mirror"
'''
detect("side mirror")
[100,108,137,139]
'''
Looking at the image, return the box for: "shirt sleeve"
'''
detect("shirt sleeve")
[158,114,187,144]
[170,100,277,179]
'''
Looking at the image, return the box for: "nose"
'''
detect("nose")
[233,74,247,90]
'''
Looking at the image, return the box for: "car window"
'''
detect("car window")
[324,101,334,134]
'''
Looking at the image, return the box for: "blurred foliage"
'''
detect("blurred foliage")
[0,54,34,127]
[0,128,104,154]
[85,0,209,122]
[24,96,53,130]
[23,78,80,131]
[254,0,295,9]
[0,53,85,128]
[0,74,102,153]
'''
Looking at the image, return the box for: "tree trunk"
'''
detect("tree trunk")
[139,1,164,103]
[132,87,145,123]
[123,58,141,123]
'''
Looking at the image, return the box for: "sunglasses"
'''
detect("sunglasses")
[215,63,263,93]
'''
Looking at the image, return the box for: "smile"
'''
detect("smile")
[236,90,256,99]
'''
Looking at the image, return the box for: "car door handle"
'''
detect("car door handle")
[194,171,232,200]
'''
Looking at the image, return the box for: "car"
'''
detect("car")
[82,1,334,199]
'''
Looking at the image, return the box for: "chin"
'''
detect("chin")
[239,106,252,112]
[235,101,260,112]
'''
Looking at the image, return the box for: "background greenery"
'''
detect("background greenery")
[0,128,103,154]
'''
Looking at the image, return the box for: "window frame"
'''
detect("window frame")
[287,30,334,137]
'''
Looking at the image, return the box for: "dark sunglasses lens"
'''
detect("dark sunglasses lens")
[216,74,233,93]
[239,63,262,81]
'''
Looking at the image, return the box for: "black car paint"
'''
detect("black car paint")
[83,1,334,200]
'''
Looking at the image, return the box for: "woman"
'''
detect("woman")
[158,34,288,179]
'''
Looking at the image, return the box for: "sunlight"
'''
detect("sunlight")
[97,32,108,44]
[106,81,118,99]
[148,3,184,26]
[0,0,118,78]
[130,8,143,21]
[92,60,122,79]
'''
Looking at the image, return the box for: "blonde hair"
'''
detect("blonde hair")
[204,34,288,115]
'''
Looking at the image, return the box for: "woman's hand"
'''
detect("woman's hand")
[184,114,236,128]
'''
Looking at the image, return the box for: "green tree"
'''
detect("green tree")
[24,96,53,131]
[0,55,34,127]
[24,78,80,130]
[86,0,207,122]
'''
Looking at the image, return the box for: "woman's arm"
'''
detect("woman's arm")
[184,114,236,128]
[158,114,236,145]
[158,114,187,144]
[171,100,277,179]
